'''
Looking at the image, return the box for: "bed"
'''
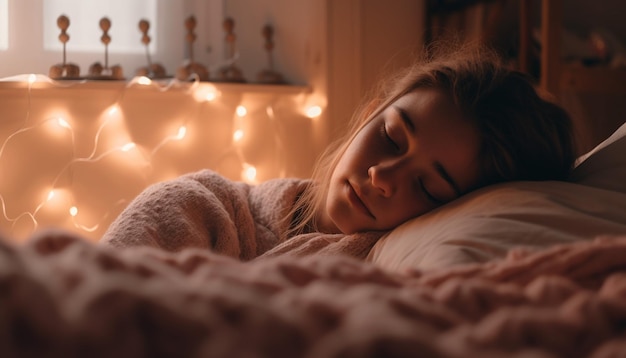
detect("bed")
[1,116,625,357]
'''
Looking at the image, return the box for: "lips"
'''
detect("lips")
[346,182,375,219]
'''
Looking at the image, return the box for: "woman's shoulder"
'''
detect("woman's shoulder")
[182,169,311,189]
[254,176,311,197]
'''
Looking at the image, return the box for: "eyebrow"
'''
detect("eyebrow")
[435,162,461,197]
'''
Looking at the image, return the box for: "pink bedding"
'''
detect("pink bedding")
[101,169,383,261]
[2,229,626,357]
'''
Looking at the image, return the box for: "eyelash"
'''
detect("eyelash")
[419,178,443,204]
[379,122,400,151]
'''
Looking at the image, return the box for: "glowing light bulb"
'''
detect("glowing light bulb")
[57,117,71,129]
[305,105,323,118]
[121,142,136,152]
[233,129,244,142]
[69,206,78,217]
[193,86,219,102]
[107,105,120,116]
[137,76,152,85]
[236,105,247,117]
[28,74,37,84]
[205,92,217,101]
[176,126,187,140]
[242,164,257,182]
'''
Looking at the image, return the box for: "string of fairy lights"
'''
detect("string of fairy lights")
[0,74,323,239]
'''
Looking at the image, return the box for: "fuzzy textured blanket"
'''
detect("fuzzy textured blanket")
[101,169,383,260]
[2,230,626,357]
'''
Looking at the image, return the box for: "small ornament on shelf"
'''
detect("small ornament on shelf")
[176,16,209,81]
[136,19,167,79]
[49,15,81,80]
[257,24,285,84]
[88,17,124,80]
[215,17,246,83]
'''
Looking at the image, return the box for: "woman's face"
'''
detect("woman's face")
[323,88,483,234]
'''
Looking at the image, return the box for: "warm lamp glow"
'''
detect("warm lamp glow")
[305,105,322,118]
[107,105,120,117]
[236,105,247,117]
[205,92,217,101]
[233,129,244,142]
[176,126,187,140]
[193,85,220,102]
[45,116,74,139]
[242,164,257,183]
[137,76,152,86]
[0,73,317,240]
[121,142,136,152]
[57,117,71,129]
[40,188,73,216]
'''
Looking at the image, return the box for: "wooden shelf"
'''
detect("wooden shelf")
[0,76,311,95]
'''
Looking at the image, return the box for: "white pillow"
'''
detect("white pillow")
[367,121,626,272]
[570,121,626,193]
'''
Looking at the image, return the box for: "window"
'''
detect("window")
[43,0,158,53]
[0,0,7,50]
[0,0,223,78]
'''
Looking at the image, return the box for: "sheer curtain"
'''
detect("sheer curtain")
[0,0,7,50]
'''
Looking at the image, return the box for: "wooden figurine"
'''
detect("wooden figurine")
[176,16,209,81]
[49,15,81,80]
[136,19,167,79]
[257,24,285,84]
[215,17,246,83]
[89,17,124,80]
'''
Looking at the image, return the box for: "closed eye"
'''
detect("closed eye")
[419,178,444,204]
[379,122,400,152]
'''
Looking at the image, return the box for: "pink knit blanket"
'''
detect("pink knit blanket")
[101,169,383,260]
[2,229,626,357]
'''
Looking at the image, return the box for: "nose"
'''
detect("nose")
[368,159,405,198]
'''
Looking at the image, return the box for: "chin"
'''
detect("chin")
[334,221,362,235]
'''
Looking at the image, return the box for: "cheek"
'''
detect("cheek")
[331,147,361,181]
[390,200,428,223]
[324,184,353,233]
[335,126,378,173]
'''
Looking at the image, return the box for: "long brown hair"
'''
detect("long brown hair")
[286,41,576,238]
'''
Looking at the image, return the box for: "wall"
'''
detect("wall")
[0,0,427,241]
[224,0,330,155]
[0,79,318,241]
[0,0,331,241]
[326,0,425,141]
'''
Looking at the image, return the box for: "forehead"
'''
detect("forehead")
[393,88,459,119]
[390,87,473,133]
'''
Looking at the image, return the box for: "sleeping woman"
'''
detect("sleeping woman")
[101,43,576,259]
